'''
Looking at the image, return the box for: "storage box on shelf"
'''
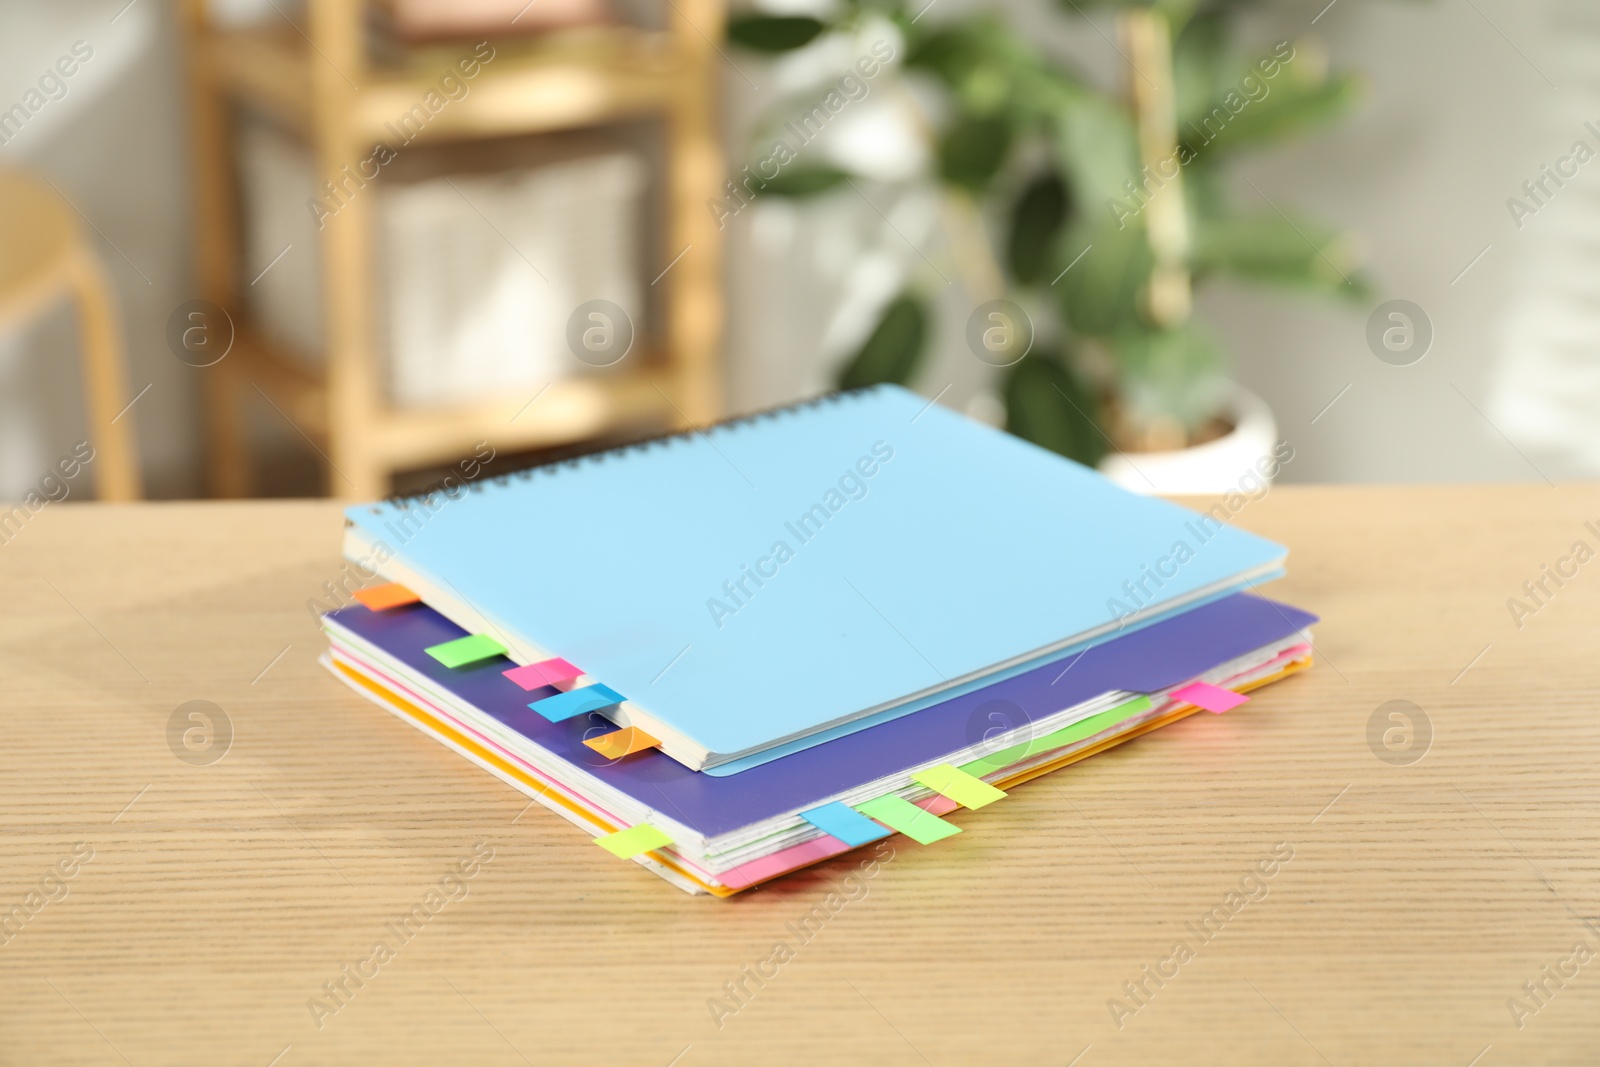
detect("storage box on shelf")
[238,120,650,408]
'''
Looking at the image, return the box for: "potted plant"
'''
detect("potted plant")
[727,0,1369,491]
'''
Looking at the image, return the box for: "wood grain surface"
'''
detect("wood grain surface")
[2,487,1599,1065]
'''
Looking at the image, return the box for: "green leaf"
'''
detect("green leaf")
[1002,353,1105,468]
[1180,162,1229,223]
[1153,0,1203,34]
[1056,0,1202,27]
[905,19,1091,130]
[1109,322,1227,431]
[1054,217,1152,337]
[905,23,1019,116]
[1184,74,1362,156]
[1172,11,1231,131]
[1191,213,1369,301]
[727,15,826,52]
[938,114,1014,192]
[1007,63,1092,126]
[905,26,983,86]
[1056,95,1141,210]
[837,293,928,389]
[758,166,851,198]
[1006,172,1071,286]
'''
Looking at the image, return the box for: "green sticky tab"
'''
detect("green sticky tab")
[423,633,506,668]
[594,823,673,859]
[959,695,1153,777]
[912,763,1007,809]
[855,794,962,845]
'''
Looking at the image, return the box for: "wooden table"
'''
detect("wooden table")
[3,487,1598,1064]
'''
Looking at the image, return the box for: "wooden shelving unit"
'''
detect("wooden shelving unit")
[178,0,724,498]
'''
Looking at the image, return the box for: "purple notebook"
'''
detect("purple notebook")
[326,593,1315,838]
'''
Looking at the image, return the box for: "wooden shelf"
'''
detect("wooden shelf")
[229,326,329,435]
[233,324,678,468]
[179,0,725,499]
[202,23,688,142]
[369,369,676,468]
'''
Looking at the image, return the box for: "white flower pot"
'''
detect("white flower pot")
[1097,384,1281,495]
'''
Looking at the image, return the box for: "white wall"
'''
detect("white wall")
[1219,0,1570,483]
[0,0,197,498]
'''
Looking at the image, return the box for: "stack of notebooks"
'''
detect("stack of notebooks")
[320,385,1316,896]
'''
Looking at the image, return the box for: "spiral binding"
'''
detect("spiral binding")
[379,385,881,511]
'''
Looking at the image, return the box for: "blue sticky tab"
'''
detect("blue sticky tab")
[528,683,625,723]
[800,801,892,847]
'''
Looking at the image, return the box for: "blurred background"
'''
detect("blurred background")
[1,0,1595,503]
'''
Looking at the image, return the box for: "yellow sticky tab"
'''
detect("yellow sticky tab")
[583,726,662,760]
[912,762,1007,809]
[595,823,673,859]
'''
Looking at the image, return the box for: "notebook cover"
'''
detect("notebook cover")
[343,384,1287,766]
[325,592,1315,839]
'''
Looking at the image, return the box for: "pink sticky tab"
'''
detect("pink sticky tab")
[1172,681,1250,714]
[502,658,583,691]
[501,664,548,690]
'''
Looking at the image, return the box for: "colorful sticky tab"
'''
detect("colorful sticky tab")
[594,823,673,859]
[855,794,962,844]
[353,582,420,611]
[1171,681,1249,714]
[502,657,583,691]
[800,801,892,847]
[912,763,1007,809]
[959,695,1152,777]
[583,726,662,760]
[528,683,625,722]
[423,633,506,668]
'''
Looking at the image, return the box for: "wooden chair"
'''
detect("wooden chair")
[0,170,141,500]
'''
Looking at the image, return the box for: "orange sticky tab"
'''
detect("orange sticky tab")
[583,726,662,760]
[354,582,421,611]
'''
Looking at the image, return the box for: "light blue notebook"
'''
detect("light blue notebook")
[343,385,1286,772]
